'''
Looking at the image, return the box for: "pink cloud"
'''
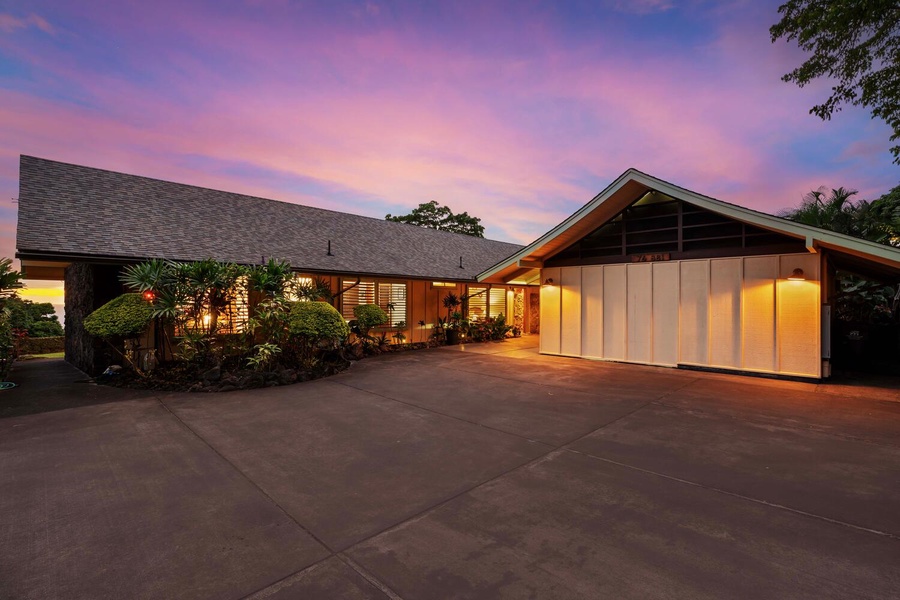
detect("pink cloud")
[0,13,54,35]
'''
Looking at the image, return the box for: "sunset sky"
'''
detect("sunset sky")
[1,0,898,321]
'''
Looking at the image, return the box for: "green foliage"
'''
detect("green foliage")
[289,301,349,367]
[4,297,63,337]
[0,258,23,300]
[246,342,282,371]
[770,0,900,163]
[353,303,388,335]
[465,314,512,342]
[386,200,485,237]
[83,294,155,338]
[289,301,350,342]
[248,259,293,298]
[0,309,15,380]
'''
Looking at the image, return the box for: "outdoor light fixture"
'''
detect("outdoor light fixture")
[142,290,156,302]
[542,278,554,286]
[788,268,805,281]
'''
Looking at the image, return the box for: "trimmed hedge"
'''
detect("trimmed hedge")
[353,303,388,330]
[20,336,64,354]
[83,293,155,338]
[289,301,349,342]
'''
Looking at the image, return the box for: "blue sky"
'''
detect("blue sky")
[1,0,897,316]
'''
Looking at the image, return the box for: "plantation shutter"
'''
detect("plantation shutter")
[378,283,407,327]
[467,286,487,320]
[341,280,376,320]
[489,288,506,318]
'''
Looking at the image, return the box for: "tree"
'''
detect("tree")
[5,298,64,337]
[385,201,485,237]
[770,1,900,163]
[778,186,862,235]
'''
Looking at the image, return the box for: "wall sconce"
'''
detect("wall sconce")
[787,268,805,281]
[542,278,554,287]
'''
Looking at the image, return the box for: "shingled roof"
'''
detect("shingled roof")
[16,156,522,280]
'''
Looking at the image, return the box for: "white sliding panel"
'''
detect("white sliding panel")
[581,266,604,359]
[540,267,561,355]
[626,263,653,363]
[651,262,679,366]
[679,260,710,365]
[709,258,742,369]
[777,254,821,377]
[560,267,582,356]
[742,256,777,372]
[602,265,627,361]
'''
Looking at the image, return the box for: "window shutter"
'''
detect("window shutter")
[378,283,407,327]
[489,288,506,319]
[341,280,376,320]
[467,286,487,320]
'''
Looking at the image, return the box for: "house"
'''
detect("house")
[18,157,900,381]
[15,156,528,374]
[477,169,900,380]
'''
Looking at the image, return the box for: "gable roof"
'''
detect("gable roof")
[478,168,900,283]
[16,156,522,281]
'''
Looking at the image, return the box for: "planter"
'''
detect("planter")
[445,329,460,345]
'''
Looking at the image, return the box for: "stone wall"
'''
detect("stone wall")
[64,263,96,374]
[64,263,125,375]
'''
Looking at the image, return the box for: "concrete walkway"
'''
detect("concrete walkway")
[1,340,899,599]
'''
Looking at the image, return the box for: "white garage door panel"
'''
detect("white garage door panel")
[603,265,627,360]
[679,261,709,365]
[742,257,777,372]
[652,262,679,366]
[709,259,742,369]
[581,266,604,358]
[540,267,561,355]
[627,263,653,363]
[560,267,582,356]
[777,279,820,377]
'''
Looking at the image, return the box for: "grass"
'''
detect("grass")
[26,352,64,359]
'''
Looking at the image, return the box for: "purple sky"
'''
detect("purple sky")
[1,0,898,314]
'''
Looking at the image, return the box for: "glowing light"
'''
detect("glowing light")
[787,268,805,281]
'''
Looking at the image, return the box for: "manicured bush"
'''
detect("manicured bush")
[353,303,388,331]
[84,293,155,338]
[289,301,350,343]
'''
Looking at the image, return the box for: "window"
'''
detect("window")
[489,288,507,319]
[467,286,487,320]
[467,286,508,320]
[379,283,407,327]
[341,279,407,327]
[432,282,456,288]
[341,280,376,320]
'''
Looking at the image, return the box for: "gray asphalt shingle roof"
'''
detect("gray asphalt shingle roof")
[16,156,523,280]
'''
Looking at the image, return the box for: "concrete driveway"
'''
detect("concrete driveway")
[2,338,899,599]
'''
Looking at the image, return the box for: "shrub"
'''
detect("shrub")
[353,304,388,334]
[84,293,155,338]
[289,301,350,343]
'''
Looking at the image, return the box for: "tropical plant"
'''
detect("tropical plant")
[246,342,282,371]
[248,258,293,298]
[0,258,23,302]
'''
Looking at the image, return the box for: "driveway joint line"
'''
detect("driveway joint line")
[153,395,336,553]
[565,448,900,541]
[337,553,406,600]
